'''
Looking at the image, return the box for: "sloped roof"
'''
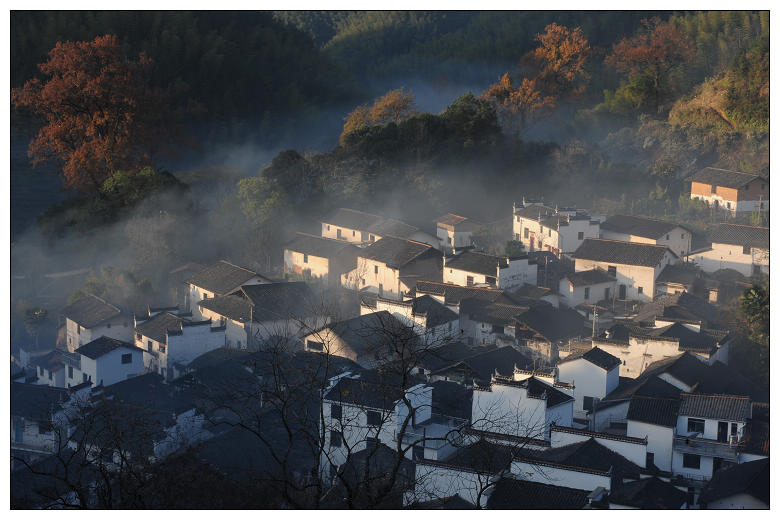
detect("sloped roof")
[360,236,434,269]
[656,263,702,285]
[416,342,492,372]
[323,376,405,410]
[408,294,458,327]
[435,213,482,231]
[491,376,573,407]
[518,437,644,476]
[601,214,683,240]
[558,346,620,371]
[198,294,253,322]
[135,312,186,344]
[434,439,514,474]
[513,204,558,219]
[626,396,680,427]
[62,294,123,328]
[710,223,769,249]
[187,260,262,295]
[608,477,687,509]
[699,457,769,506]
[283,232,360,258]
[75,336,143,360]
[697,361,769,403]
[322,208,425,239]
[445,251,507,277]
[642,352,710,388]
[604,375,682,402]
[515,305,585,342]
[410,495,474,509]
[318,310,417,360]
[460,298,529,326]
[487,478,589,509]
[688,167,765,189]
[433,346,533,383]
[741,418,770,456]
[240,282,319,321]
[634,291,718,327]
[574,238,674,267]
[678,393,751,421]
[650,323,721,354]
[564,268,616,287]
[414,280,516,307]
[11,382,68,421]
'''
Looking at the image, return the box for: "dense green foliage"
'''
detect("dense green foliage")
[724,36,769,129]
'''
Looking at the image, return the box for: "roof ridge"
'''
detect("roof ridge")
[583,237,670,250]
[217,259,256,274]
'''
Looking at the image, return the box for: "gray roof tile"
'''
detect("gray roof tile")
[678,393,751,421]
[187,260,263,295]
[688,167,765,189]
[62,294,123,329]
[574,238,674,267]
[710,223,769,249]
[601,214,683,239]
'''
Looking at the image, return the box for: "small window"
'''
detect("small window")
[83,373,89,383]
[683,453,701,469]
[687,418,705,434]
[646,452,654,468]
[147,340,153,350]
[378,283,383,296]
[374,265,378,274]
[158,345,166,353]
[637,286,643,294]
[583,396,595,412]
[107,323,111,328]
[727,202,731,209]
[367,410,381,426]
[38,422,52,435]
[607,266,616,276]
[604,287,610,300]
[121,353,132,364]
[370,235,375,242]
[48,370,53,380]
[711,185,717,193]
[331,404,342,421]
[516,215,520,222]
[681,233,685,239]
[743,245,751,255]
[68,366,73,379]
[39,367,44,376]
[731,423,738,435]
[307,340,324,352]
[485,276,496,285]
[577,231,584,240]
[303,254,308,264]
[77,325,81,335]
[327,225,331,231]
[413,445,425,461]
[491,324,503,334]
[330,430,343,448]
[584,287,590,300]
[137,333,142,341]
[466,276,474,286]
[352,230,356,237]
[523,228,529,239]
[623,360,626,365]
[548,229,551,237]
[337,229,342,239]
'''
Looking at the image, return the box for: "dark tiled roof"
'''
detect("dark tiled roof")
[11,383,69,421]
[710,223,769,249]
[604,375,682,402]
[518,437,644,476]
[608,477,687,509]
[430,380,473,420]
[601,214,682,240]
[697,361,769,403]
[416,342,492,372]
[699,458,769,506]
[434,346,534,383]
[650,323,720,353]
[634,292,718,327]
[409,495,474,509]
[515,306,585,342]
[626,396,680,427]
[62,294,123,328]
[741,418,770,456]
[322,207,385,230]
[135,312,186,344]
[678,393,751,421]
[413,280,516,307]
[284,232,360,258]
[75,336,143,360]
[240,282,319,321]
[513,204,557,219]
[551,424,647,445]
[102,373,195,414]
[368,217,421,238]
[318,311,417,360]
[574,238,674,267]
[408,295,458,328]
[199,294,253,322]
[642,352,709,388]
[323,376,405,410]
[491,375,574,407]
[433,439,514,474]
[564,268,616,287]
[445,251,507,277]
[656,264,702,285]
[688,166,764,189]
[487,478,589,509]
[360,236,434,269]
[558,346,620,371]
[31,350,67,372]
[187,260,262,295]
[459,298,528,326]
[435,213,482,232]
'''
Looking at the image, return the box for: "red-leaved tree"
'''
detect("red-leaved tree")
[12,35,175,194]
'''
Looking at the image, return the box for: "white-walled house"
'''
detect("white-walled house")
[321,207,439,248]
[74,336,149,387]
[443,251,536,289]
[625,396,681,472]
[691,224,769,277]
[62,294,134,351]
[557,347,621,419]
[283,232,360,287]
[573,238,678,301]
[361,294,459,343]
[185,260,271,319]
[135,312,226,380]
[512,202,600,257]
[550,424,649,470]
[600,214,692,259]
[688,167,769,215]
[343,236,442,300]
[558,269,616,308]
[435,213,482,252]
[11,383,71,467]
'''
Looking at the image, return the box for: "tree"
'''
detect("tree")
[340,87,418,145]
[606,18,694,113]
[12,35,176,194]
[525,23,590,99]
[481,74,554,135]
[739,282,769,346]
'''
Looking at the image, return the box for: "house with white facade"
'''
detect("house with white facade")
[74,336,149,387]
[435,213,482,253]
[283,232,360,287]
[600,214,692,259]
[443,250,536,289]
[199,282,327,350]
[185,260,271,319]
[557,347,621,420]
[691,223,769,277]
[343,236,442,300]
[134,311,226,380]
[30,350,71,388]
[360,294,459,343]
[413,280,518,313]
[625,396,681,473]
[558,269,616,308]
[688,167,768,214]
[513,202,600,257]
[11,383,71,467]
[62,294,134,351]
[321,207,439,248]
[573,238,678,301]
[698,457,769,509]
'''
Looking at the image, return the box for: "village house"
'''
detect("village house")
[485,478,591,509]
[360,294,459,343]
[283,232,360,287]
[435,213,482,253]
[654,263,704,297]
[199,282,326,350]
[698,458,769,509]
[185,260,272,319]
[625,396,681,473]
[557,347,621,420]
[688,166,768,214]
[425,345,535,385]
[343,236,442,300]
[573,238,678,301]
[321,207,439,248]
[513,305,587,361]
[634,291,719,328]
[11,383,72,469]
[29,350,72,388]
[442,250,537,289]
[512,201,600,257]
[72,336,149,387]
[558,268,617,308]
[412,280,519,313]
[458,298,529,348]
[62,294,134,351]
[691,223,769,277]
[600,214,692,259]
[134,311,226,380]
[605,477,687,509]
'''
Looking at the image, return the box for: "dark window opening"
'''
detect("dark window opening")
[158,345,166,353]
[121,353,132,364]
[331,404,342,421]
[683,453,701,469]
[491,324,503,334]
[583,396,595,412]
[637,286,643,295]
[584,287,590,300]
[466,276,474,286]
[147,340,153,350]
[307,340,324,352]
[486,276,496,285]
[604,287,610,300]
[367,411,381,426]
[524,228,529,239]
[374,265,379,274]
[743,245,751,255]
[68,366,73,379]
[646,452,654,468]
[687,418,705,434]
[577,231,584,240]
[330,430,342,448]
[413,446,424,461]
[608,266,617,276]
[303,254,308,264]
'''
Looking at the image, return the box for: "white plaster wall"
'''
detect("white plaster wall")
[574,259,668,301]
[546,401,574,430]
[321,223,364,243]
[444,266,494,287]
[510,460,612,491]
[92,347,145,387]
[672,449,714,480]
[558,220,600,253]
[471,384,548,440]
[692,243,769,276]
[356,257,402,299]
[551,428,647,468]
[499,258,537,289]
[284,250,330,280]
[592,401,630,432]
[66,316,133,350]
[559,279,616,307]
[627,420,674,472]
[557,358,607,417]
[591,337,680,378]
[407,464,491,507]
[321,398,397,469]
[167,325,226,370]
